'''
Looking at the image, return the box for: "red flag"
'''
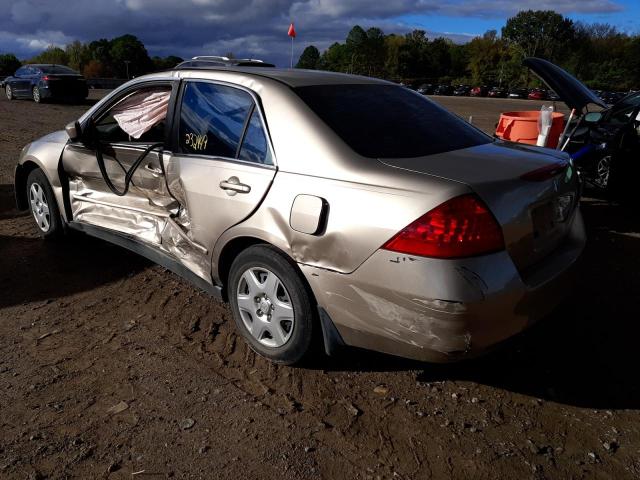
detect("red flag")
[288,23,296,38]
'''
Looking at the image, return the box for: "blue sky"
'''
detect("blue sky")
[0,0,638,67]
[400,0,639,38]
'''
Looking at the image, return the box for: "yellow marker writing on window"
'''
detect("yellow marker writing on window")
[185,132,208,151]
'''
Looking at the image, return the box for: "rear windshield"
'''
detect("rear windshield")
[39,65,77,74]
[294,84,490,158]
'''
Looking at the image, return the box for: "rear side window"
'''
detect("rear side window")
[179,82,253,158]
[294,84,490,158]
[238,109,272,165]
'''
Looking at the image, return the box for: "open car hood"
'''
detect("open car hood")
[524,57,607,111]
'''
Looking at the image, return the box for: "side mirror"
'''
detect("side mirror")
[65,121,82,141]
[584,112,603,124]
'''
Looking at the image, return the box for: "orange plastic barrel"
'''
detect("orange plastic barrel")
[495,111,565,148]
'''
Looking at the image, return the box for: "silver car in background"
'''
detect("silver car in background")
[14,66,585,364]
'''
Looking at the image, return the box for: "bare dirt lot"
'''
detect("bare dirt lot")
[1,90,639,479]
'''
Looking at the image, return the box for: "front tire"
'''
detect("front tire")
[26,169,62,239]
[5,84,14,100]
[228,245,316,365]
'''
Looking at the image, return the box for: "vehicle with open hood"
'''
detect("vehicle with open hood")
[524,57,639,196]
[14,65,585,365]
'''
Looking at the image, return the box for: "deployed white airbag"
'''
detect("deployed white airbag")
[111,90,170,139]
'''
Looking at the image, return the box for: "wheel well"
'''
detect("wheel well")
[217,237,317,305]
[217,237,266,300]
[14,161,40,211]
[216,236,338,355]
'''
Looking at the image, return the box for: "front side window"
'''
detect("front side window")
[94,87,171,143]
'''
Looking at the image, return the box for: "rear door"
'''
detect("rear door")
[164,79,276,262]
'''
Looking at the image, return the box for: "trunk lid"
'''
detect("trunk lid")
[45,74,84,82]
[380,141,580,274]
[45,74,86,96]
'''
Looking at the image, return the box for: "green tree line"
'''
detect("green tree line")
[2,9,638,90]
[0,34,182,79]
[296,10,640,91]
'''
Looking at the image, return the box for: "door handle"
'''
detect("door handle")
[144,163,163,176]
[219,176,251,195]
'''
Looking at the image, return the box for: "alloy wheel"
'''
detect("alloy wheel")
[33,87,41,103]
[594,155,611,189]
[5,85,12,100]
[236,267,295,348]
[29,182,50,232]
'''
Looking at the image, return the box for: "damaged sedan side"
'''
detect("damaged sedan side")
[15,66,585,365]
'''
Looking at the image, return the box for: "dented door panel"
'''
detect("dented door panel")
[165,155,276,256]
[63,144,214,280]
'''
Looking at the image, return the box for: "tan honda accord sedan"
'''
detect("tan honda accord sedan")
[14,64,585,364]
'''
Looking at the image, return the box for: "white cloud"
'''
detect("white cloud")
[0,29,74,53]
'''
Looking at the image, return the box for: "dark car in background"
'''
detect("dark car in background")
[508,88,529,99]
[470,85,489,97]
[547,90,561,101]
[599,91,627,106]
[4,64,88,103]
[416,83,434,95]
[433,84,453,96]
[453,84,471,96]
[524,57,640,199]
[528,88,547,100]
[488,86,507,98]
[566,91,640,195]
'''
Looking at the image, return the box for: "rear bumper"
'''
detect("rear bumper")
[301,209,586,363]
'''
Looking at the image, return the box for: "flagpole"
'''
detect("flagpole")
[290,36,293,68]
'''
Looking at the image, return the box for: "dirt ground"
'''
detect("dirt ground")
[1,90,640,480]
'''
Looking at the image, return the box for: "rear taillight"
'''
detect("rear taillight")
[382,194,505,259]
[42,75,50,81]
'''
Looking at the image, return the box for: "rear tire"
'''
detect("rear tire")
[26,168,63,239]
[5,84,14,100]
[228,245,316,365]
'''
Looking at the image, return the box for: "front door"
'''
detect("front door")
[62,82,178,245]
[62,79,276,283]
